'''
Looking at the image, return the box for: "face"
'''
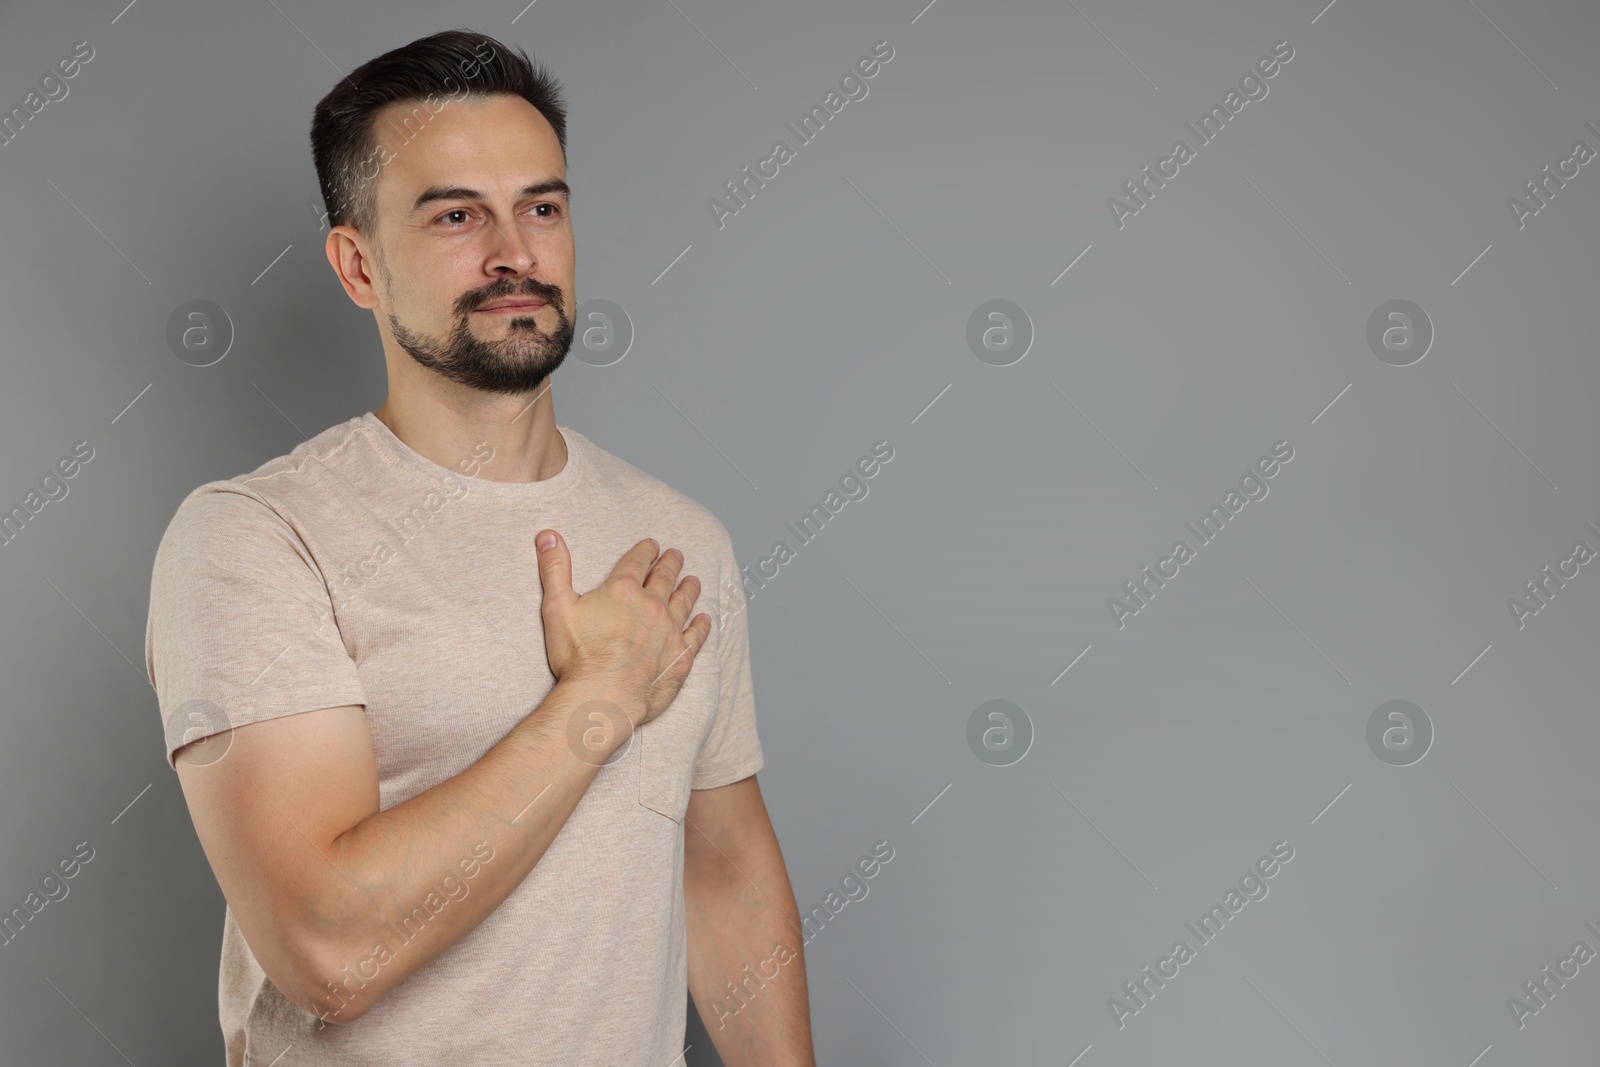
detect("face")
[361,92,575,396]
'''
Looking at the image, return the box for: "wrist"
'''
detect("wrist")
[544,675,643,763]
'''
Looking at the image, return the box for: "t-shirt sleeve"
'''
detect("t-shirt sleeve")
[145,484,368,771]
[692,530,764,790]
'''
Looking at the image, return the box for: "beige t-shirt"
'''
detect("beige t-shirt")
[144,412,763,1066]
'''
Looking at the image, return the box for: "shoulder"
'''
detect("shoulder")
[566,426,734,554]
[566,426,744,633]
[153,416,369,565]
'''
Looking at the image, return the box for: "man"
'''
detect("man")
[144,28,816,1066]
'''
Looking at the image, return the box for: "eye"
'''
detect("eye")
[530,202,562,219]
[437,208,473,228]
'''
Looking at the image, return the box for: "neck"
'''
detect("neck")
[373,383,567,485]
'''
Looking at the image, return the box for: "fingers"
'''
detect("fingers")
[535,529,574,611]
[665,572,702,626]
[610,537,663,587]
[685,612,713,652]
[654,613,713,691]
[644,548,685,599]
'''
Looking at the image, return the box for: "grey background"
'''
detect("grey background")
[0,0,1596,1063]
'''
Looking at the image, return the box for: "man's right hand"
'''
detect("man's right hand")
[534,530,711,729]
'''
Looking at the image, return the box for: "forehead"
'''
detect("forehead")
[371,93,565,212]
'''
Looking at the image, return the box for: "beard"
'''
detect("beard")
[387,277,575,396]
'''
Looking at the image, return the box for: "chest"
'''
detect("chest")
[319,513,723,820]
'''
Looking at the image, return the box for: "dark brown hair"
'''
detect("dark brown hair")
[310,29,567,234]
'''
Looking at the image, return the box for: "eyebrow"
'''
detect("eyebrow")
[410,179,570,215]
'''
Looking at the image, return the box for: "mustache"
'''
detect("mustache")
[456,281,564,316]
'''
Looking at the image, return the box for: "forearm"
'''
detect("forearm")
[685,833,816,1065]
[295,676,629,1022]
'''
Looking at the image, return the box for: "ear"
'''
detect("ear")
[326,226,381,309]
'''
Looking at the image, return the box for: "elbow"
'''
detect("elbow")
[278,935,382,1025]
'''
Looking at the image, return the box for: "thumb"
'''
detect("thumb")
[535,530,574,609]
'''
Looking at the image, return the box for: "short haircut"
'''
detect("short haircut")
[310,28,568,234]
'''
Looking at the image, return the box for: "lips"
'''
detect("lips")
[477,299,545,312]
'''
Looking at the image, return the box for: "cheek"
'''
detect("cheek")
[534,224,576,263]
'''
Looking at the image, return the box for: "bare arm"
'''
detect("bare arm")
[684,775,816,1066]
[174,533,710,1024]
